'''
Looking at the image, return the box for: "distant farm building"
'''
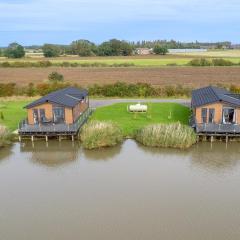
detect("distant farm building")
[135,48,153,55]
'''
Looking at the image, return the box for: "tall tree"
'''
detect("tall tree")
[4,42,25,58]
[70,40,97,56]
[42,44,61,57]
[98,39,133,56]
[153,45,168,55]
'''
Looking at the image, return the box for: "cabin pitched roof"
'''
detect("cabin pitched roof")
[191,86,240,108]
[25,87,88,109]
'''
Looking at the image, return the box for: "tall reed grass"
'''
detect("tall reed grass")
[135,123,196,149]
[80,120,123,149]
[0,125,12,147]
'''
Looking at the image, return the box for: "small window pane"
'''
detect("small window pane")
[201,108,207,123]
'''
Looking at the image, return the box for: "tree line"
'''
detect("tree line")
[0,39,233,59]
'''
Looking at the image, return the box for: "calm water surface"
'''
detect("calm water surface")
[0,140,240,240]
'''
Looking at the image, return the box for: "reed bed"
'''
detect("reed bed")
[80,120,123,149]
[0,125,12,147]
[135,123,196,149]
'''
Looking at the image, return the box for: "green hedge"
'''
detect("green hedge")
[188,58,236,66]
[0,61,135,68]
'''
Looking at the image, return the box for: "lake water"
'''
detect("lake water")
[1,140,240,240]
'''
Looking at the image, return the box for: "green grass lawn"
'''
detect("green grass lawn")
[2,53,240,67]
[91,102,190,136]
[0,101,190,134]
[0,101,29,131]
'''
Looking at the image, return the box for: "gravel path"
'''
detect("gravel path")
[90,98,191,108]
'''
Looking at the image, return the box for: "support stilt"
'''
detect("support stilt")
[45,135,48,142]
[31,135,34,142]
[72,135,74,142]
[59,136,61,142]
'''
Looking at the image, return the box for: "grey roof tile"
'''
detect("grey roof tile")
[191,86,240,107]
[25,87,88,109]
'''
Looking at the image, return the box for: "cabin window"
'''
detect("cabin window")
[201,108,207,123]
[33,109,39,124]
[39,109,46,123]
[223,108,235,124]
[53,107,65,123]
[208,108,215,123]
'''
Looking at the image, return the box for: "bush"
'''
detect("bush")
[188,58,235,67]
[188,58,212,66]
[36,82,70,96]
[212,58,234,66]
[0,83,16,96]
[80,121,123,149]
[0,125,12,147]
[135,123,196,149]
[48,72,64,83]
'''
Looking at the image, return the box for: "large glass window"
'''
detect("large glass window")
[208,108,215,123]
[201,108,207,123]
[223,108,235,124]
[53,107,65,123]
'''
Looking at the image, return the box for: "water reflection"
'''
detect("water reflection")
[136,141,240,172]
[136,141,189,157]
[82,144,122,161]
[190,142,240,172]
[20,141,80,167]
[0,144,13,163]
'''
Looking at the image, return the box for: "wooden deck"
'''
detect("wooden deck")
[18,108,93,137]
[194,123,240,136]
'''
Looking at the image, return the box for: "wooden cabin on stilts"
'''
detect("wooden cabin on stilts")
[18,87,92,141]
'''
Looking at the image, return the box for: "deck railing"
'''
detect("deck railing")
[18,108,93,135]
[195,123,240,134]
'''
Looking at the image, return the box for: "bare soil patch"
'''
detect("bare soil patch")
[0,67,240,87]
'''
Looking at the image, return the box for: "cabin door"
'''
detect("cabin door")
[222,107,235,124]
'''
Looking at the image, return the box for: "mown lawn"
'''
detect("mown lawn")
[0,101,29,131]
[91,102,190,136]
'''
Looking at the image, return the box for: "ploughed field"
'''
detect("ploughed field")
[1,66,240,87]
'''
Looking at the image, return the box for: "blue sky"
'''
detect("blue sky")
[1,0,240,46]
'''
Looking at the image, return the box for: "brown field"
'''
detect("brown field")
[0,67,240,87]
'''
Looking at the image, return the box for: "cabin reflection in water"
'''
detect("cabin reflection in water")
[20,141,80,167]
[190,142,240,172]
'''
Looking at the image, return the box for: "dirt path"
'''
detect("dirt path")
[90,98,190,108]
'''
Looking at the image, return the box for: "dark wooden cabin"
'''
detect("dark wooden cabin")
[18,87,91,139]
[191,86,240,136]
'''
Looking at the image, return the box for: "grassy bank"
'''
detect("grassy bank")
[91,102,190,136]
[0,125,12,147]
[135,123,196,149]
[0,100,28,130]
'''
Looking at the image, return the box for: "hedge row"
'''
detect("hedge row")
[0,82,193,98]
[187,58,238,66]
[0,61,135,68]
